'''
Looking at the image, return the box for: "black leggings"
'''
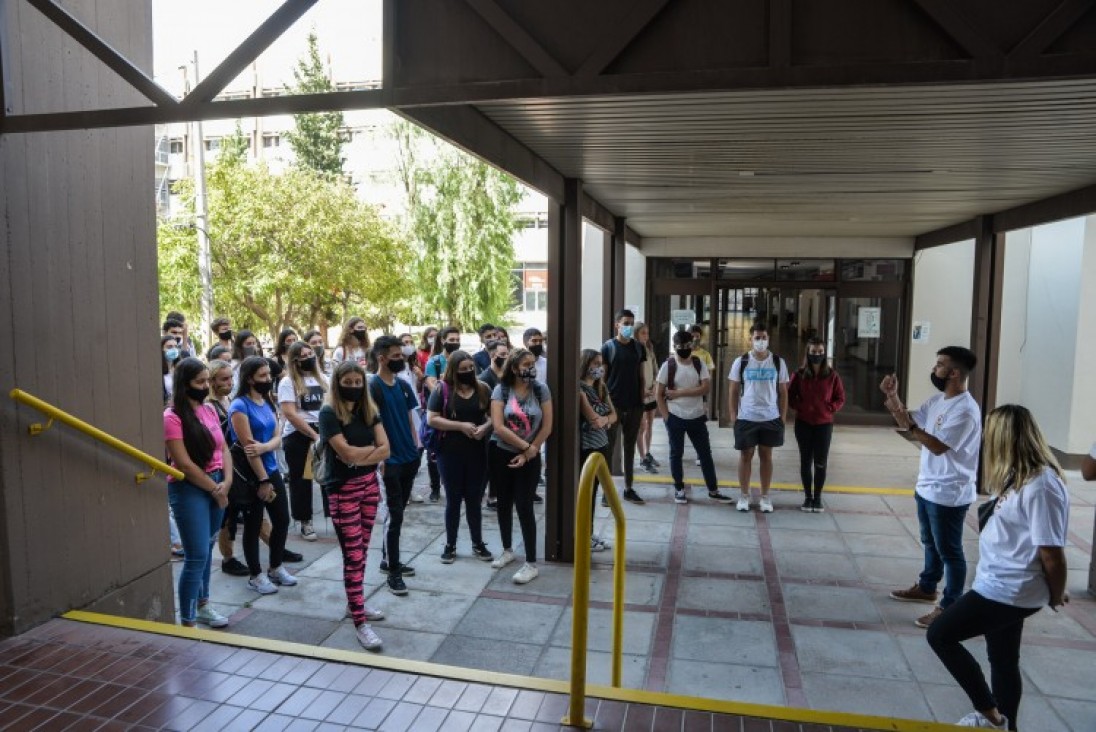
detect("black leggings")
[580,445,611,530]
[283,429,316,522]
[793,420,833,497]
[242,471,290,576]
[488,443,540,563]
[926,590,1039,730]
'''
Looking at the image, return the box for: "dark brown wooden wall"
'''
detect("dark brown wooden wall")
[0,0,173,636]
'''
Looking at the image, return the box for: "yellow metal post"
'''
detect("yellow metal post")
[9,388,184,481]
[563,452,626,728]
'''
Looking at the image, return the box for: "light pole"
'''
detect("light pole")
[182,52,213,341]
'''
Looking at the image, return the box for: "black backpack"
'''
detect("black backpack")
[665,356,703,390]
[737,352,783,392]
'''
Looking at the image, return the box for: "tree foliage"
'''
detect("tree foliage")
[285,32,345,177]
[158,158,410,343]
[393,121,522,329]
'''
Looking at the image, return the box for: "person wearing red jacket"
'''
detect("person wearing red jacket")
[788,338,846,512]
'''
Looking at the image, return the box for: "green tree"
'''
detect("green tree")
[285,32,345,177]
[393,122,522,328]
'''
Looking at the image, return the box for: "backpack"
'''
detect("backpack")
[665,356,703,390]
[603,337,644,368]
[736,352,783,393]
[311,435,333,486]
[417,380,449,458]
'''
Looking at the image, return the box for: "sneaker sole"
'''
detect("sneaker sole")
[250,586,278,595]
[708,495,733,504]
[674,498,688,504]
[441,557,456,564]
[379,567,416,577]
[196,618,229,629]
[889,593,938,604]
[387,586,409,596]
[301,534,318,542]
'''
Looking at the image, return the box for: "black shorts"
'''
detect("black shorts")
[734,418,785,450]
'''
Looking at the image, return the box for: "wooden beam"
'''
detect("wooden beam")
[465,0,569,78]
[382,0,397,87]
[769,0,792,69]
[968,218,1001,412]
[579,192,615,233]
[911,0,1003,60]
[991,182,1096,233]
[182,0,319,106]
[914,218,979,250]
[23,0,178,108]
[1010,0,1096,59]
[611,217,628,322]
[575,0,671,77]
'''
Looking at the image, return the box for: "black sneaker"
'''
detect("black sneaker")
[533,493,544,504]
[441,545,456,564]
[379,561,416,577]
[387,575,408,596]
[221,557,249,576]
[283,549,304,563]
[800,497,814,513]
[622,488,645,505]
[472,543,494,561]
[708,490,734,504]
[429,490,441,503]
[812,497,825,513]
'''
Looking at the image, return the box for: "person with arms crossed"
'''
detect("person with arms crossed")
[601,309,647,504]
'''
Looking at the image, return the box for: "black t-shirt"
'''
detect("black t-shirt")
[478,368,501,391]
[601,337,646,408]
[317,404,381,486]
[427,384,490,454]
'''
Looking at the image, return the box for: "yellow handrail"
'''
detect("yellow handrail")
[563,451,626,728]
[9,388,184,482]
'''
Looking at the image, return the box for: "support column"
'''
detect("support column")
[609,216,627,334]
[600,228,613,343]
[544,179,583,562]
[969,217,1004,411]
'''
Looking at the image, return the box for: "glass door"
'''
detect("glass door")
[833,296,904,415]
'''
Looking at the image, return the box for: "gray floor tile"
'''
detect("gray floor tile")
[1048,697,1096,732]
[853,555,928,585]
[429,636,541,675]
[228,610,341,646]
[764,510,839,531]
[534,646,648,688]
[833,512,913,535]
[842,532,923,558]
[548,607,656,656]
[321,623,446,661]
[677,577,770,615]
[671,616,777,667]
[451,597,565,644]
[485,562,573,598]
[792,625,912,680]
[683,544,763,575]
[686,524,760,548]
[589,567,663,605]
[783,584,882,623]
[768,528,848,554]
[686,503,758,526]
[776,550,861,581]
[800,672,932,718]
[1017,644,1096,700]
[665,659,785,706]
[361,588,477,636]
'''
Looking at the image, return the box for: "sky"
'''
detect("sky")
[152,0,383,96]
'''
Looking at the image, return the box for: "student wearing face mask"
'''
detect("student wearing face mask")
[635,323,660,475]
[318,361,391,651]
[369,335,424,596]
[427,350,494,564]
[522,328,548,385]
[162,335,181,404]
[211,317,233,350]
[488,348,553,584]
[423,326,461,502]
[278,341,328,542]
[579,349,616,551]
[303,329,331,378]
[880,347,981,629]
[473,323,499,372]
[273,328,299,372]
[398,332,424,392]
[478,340,509,391]
[230,357,296,596]
[601,310,647,504]
[728,322,789,513]
[789,338,846,513]
[333,316,371,369]
[162,317,193,359]
[417,327,438,371]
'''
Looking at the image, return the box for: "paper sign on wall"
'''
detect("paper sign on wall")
[912,321,931,343]
[670,309,694,328]
[858,306,881,338]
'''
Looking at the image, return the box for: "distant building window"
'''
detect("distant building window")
[204,138,221,152]
[518,214,548,229]
[262,134,281,149]
[511,262,548,312]
[169,139,184,154]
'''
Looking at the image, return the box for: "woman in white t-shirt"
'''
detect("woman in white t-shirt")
[278,341,328,541]
[926,405,1069,731]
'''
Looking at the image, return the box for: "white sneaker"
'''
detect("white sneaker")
[591,535,611,552]
[512,563,539,584]
[355,623,383,651]
[491,549,516,569]
[759,496,774,513]
[300,521,318,542]
[956,712,1008,728]
[195,604,229,628]
[736,496,751,512]
[409,493,425,503]
[248,574,278,595]
[268,566,298,586]
[694,459,702,467]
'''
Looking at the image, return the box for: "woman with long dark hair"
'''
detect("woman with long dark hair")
[332,316,370,368]
[417,327,438,371]
[318,361,391,650]
[635,322,660,474]
[788,337,846,512]
[578,348,616,551]
[926,405,1069,730]
[164,357,232,628]
[161,335,181,404]
[273,328,299,372]
[278,340,328,541]
[427,350,494,564]
[488,348,553,585]
[303,329,330,378]
[230,356,294,595]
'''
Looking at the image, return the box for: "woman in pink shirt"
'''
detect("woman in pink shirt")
[164,357,233,628]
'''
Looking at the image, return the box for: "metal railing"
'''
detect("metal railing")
[563,451,627,728]
[8,388,184,482]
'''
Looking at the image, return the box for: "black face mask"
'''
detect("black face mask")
[528,344,544,358]
[243,346,259,357]
[807,354,825,365]
[254,380,274,395]
[186,386,210,402]
[443,342,460,354]
[456,371,478,385]
[299,357,317,372]
[387,358,406,374]
[930,370,949,392]
[675,348,692,359]
[493,356,507,369]
[339,385,364,403]
[218,330,232,341]
[353,330,368,343]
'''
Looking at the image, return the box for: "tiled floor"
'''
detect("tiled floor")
[1,618,876,731]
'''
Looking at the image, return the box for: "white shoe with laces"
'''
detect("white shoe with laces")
[491,549,516,569]
[512,563,539,584]
[248,574,278,595]
[355,623,383,651]
[268,566,298,586]
[195,604,229,628]
[736,496,751,512]
[759,496,774,513]
[956,712,1007,728]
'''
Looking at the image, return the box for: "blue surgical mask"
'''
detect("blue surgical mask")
[619,325,634,339]
[165,348,180,362]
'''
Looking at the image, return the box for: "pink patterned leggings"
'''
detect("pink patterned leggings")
[327,471,381,626]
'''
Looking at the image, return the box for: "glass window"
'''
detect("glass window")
[839,259,906,282]
[776,259,835,281]
[718,258,775,281]
[168,139,183,155]
[204,138,221,152]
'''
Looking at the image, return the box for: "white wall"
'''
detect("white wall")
[995,228,1031,406]
[580,223,607,350]
[1069,219,1096,453]
[624,244,647,321]
[907,239,975,407]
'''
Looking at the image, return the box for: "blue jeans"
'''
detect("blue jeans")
[168,471,225,623]
[915,493,970,609]
[665,414,718,492]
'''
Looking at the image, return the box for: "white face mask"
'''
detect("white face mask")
[752,338,769,353]
[401,345,415,357]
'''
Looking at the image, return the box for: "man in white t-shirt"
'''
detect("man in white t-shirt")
[1082,442,1096,481]
[727,323,789,513]
[880,346,982,628]
[656,330,732,505]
